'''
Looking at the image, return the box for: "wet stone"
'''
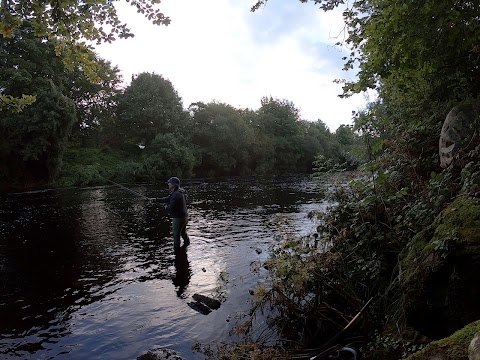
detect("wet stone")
[187,301,212,315]
[192,293,221,310]
[137,348,185,360]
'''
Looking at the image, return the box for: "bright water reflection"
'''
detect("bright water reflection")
[0,175,330,359]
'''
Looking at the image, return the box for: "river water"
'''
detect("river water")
[0,175,331,359]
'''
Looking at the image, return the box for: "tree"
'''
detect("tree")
[296,119,336,172]
[241,107,276,174]
[0,24,116,187]
[0,0,170,110]
[1,78,77,186]
[256,97,303,173]
[115,72,187,147]
[143,133,196,181]
[0,93,36,112]
[66,57,122,147]
[0,0,169,53]
[188,102,256,177]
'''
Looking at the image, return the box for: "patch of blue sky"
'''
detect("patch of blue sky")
[246,0,323,44]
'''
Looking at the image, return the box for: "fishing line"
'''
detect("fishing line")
[96,173,149,200]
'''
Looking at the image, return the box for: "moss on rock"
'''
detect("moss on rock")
[400,197,480,338]
[406,320,480,360]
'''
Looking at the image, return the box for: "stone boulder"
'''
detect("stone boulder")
[469,332,480,360]
[400,197,480,339]
[187,293,222,315]
[439,102,480,168]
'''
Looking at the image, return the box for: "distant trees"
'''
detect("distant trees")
[115,73,187,147]
[256,97,303,173]
[189,102,256,177]
[180,98,354,178]
[297,120,336,172]
[1,26,360,189]
[1,37,359,189]
[143,133,196,181]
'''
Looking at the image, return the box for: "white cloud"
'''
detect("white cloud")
[95,0,369,130]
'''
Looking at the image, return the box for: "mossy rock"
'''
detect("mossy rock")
[400,197,480,339]
[406,319,480,360]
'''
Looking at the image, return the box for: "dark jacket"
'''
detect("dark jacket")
[158,189,188,218]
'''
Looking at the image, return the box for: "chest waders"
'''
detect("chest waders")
[172,217,189,249]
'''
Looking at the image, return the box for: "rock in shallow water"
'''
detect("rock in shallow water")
[137,347,185,360]
[187,300,212,315]
[192,293,221,310]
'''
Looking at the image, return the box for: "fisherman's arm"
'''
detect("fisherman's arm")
[149,195,170,203]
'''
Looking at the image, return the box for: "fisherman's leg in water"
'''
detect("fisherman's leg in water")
[181,218,189,247]
[172,217,188,248]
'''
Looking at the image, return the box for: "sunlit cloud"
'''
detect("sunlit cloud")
[95,0,370,130]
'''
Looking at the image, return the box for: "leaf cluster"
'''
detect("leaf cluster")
[0,0,170,43]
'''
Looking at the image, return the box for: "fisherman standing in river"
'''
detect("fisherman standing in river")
[154,177,190,250]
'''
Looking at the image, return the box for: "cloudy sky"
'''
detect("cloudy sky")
[95,0,372,131]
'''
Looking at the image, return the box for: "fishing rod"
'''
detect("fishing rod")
[309,296,375,360]
[96,173,150,200]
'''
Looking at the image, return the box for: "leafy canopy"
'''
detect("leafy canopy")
[0,0,170,110]
[0,24,121,186]
[0,0,170,41]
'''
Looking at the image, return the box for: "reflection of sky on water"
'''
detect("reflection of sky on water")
[0,175,335,359]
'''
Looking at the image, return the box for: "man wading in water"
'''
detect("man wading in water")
[156,177,190,250]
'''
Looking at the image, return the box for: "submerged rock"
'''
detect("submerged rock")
[137,347,185,360]
[400,197,480,339]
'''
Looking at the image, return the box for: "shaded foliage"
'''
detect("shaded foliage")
[0,25,77,187]
[66,57,122,147]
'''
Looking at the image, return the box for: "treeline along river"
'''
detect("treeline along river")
[0,175,331,359]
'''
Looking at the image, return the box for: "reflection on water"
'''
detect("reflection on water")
[0,175,331,359]
[173,248,191,299]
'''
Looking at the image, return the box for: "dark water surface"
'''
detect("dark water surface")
[0,176,329,359]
